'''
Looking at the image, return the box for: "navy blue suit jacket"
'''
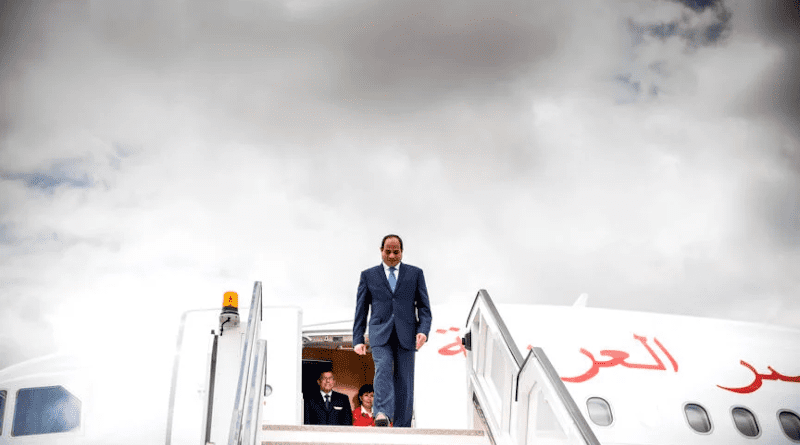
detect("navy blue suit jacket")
[353,263,432,350]
[304,391,353,426]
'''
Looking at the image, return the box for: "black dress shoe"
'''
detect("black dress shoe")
[375,415,389,427]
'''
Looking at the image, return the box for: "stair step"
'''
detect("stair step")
[261,424,490,445]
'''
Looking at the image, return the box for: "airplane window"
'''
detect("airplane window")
[12,386,81,436]
[586,397,613,426]
[1,390,6,435]
[779,410,800,442]
[684,403,712,433]
[731,407,759,438]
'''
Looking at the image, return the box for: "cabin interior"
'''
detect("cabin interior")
[301,331,373,412]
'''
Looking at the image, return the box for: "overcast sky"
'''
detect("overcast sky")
[1,0,799,370]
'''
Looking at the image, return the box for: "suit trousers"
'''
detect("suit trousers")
[371,327,416,427]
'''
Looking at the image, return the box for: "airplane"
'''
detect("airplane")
[1,281,799,444]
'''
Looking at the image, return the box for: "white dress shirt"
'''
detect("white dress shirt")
[320,391,332,403]
[382,261,401,280]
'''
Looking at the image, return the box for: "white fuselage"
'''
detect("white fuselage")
[1,293,799,445]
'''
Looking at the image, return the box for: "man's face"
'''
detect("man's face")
[381,237,403,267]
[318,372,335,392]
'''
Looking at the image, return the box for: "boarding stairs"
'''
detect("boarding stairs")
[462,290,601,445]
[260,424,490,445]
[170,283,600,445]
[256,289,600,445]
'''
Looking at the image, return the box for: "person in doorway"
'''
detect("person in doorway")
[352,384,376,427]
[353,234,432,427]
[304,371,353,426]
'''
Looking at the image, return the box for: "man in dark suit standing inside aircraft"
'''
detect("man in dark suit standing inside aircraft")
[353,234,432,428]
[304,371,353,426]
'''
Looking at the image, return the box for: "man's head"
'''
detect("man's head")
[380,234,403,268]
[317,371,335,393]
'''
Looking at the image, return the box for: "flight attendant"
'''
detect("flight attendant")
[304,371,352,426]
[352,384,376,427]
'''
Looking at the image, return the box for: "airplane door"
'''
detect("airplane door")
[257,306,302,426]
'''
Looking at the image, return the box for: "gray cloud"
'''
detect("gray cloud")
[755,0,800,136]
[1,158,94,191]
[673,0,719,11]
[629,2,732,47]
[722,1,800,259]
[1,0,800,378]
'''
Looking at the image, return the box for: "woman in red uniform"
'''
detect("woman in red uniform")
[352,384,375,427]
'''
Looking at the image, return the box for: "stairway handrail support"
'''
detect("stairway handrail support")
[518,348,601,445]
[466,289,526,367]
[466,289,601,445]
[228,281,263,445]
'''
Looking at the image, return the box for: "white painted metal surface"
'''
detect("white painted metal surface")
[4,284,800,445]
[496,303,800,444]
[464,290,600,445]
[260,424,490,445]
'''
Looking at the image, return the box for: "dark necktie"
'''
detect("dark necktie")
[388,266,397,292]
[325,394,330,410]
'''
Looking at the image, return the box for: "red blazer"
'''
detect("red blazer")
[352,406,375,427]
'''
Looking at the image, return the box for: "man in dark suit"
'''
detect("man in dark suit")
[353,234,432,428]
[304,371,353,426]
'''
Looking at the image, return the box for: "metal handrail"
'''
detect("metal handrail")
[228,281,263,445]
[526,348,601,445]
[467,289,601,445]
[466,289,526,367]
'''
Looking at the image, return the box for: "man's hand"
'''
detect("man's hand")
[416,333,427,350]
[354,344,367,355]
